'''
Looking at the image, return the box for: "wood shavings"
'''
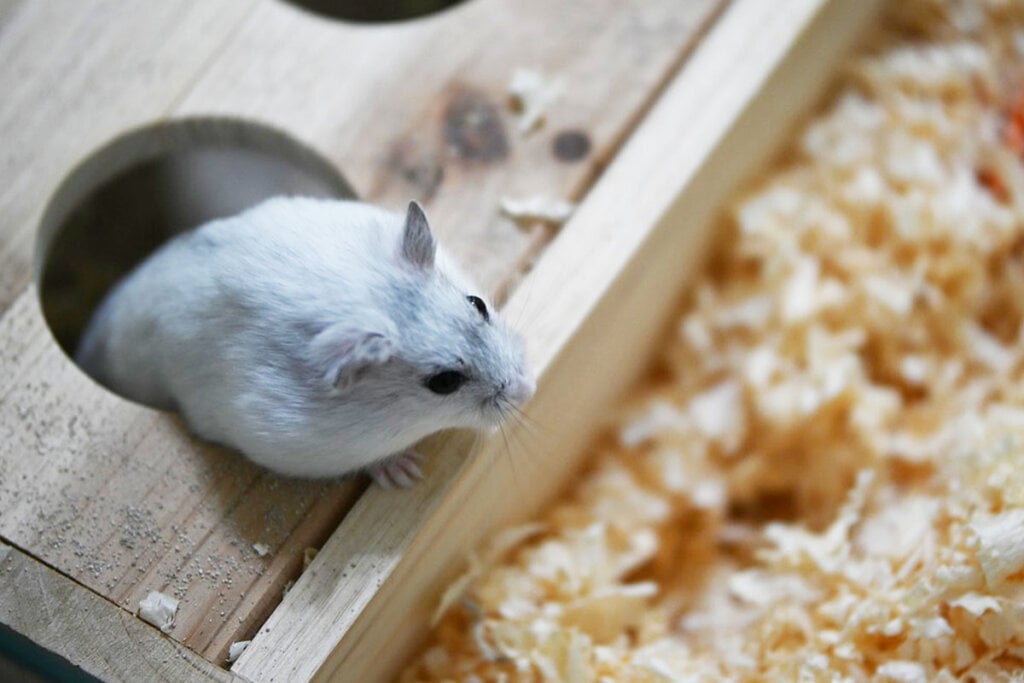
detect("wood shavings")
[559,582,657,642]
[972,509,1024,587]
[686,379,745,451]
[227,640,250,663]
[507,68,563,134]
[138,590,178,633]
[403,1,1024,680]
[854,495,938,559]
[876,661,928,683]
[949,593,1001,617]
[499,195,576,227]
[433,523,544,626]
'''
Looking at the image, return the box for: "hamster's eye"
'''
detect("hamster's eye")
[425,370,468,395]
[467,295,489,322]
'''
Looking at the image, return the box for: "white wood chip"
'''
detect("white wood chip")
[499,195,576,226]
[227,640,251,663]
[972,509,1024,587]
[138,591,178,633]
[507,68,564,134]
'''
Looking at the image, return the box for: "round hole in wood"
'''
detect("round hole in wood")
[37,117,355,362]
[279,0,469,23]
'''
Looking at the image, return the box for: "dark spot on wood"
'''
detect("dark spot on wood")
[443,88,508,163]
[553,130,591,162]
[387,140,444,200]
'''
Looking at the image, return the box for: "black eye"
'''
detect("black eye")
[467,295,489,322]
[424,370,468,395]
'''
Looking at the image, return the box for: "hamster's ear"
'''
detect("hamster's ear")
[401,200,435,270]
[309,321,398,392]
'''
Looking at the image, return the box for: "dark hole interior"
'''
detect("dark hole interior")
[280,0,469,23]
[40,140,353,357]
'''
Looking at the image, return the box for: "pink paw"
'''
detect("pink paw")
[368,450,423,489]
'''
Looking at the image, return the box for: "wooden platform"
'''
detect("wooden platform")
[0,0,881,680]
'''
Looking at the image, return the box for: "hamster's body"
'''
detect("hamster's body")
[77,198,534,485]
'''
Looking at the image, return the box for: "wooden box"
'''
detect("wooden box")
[0,0,879,680]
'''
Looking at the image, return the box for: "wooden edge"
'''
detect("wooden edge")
[234,0,883,681]
[0,541,248,683]
[34,116,355,273]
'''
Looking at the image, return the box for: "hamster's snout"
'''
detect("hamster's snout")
[504,373,535,406]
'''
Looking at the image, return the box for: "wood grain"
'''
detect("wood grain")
[234,0,883,680]
[0,290,364,662]
[0,541,248,683]
[0,0,254,311]
[172,0,728,295]
[0,0,726,668]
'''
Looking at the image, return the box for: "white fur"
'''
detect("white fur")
[76,197,534,478]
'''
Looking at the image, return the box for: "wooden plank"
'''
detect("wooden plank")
[0,0,254,312]
[0,541,247,683]
[1,0,726,316]
[170,0,730,296]
[0,0,727,667]
[234,0,884,680]
[0,287,363,663]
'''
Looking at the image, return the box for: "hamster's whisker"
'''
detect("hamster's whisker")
[501,397,540,440]
[502,400,548,438]
[493,398,546,479]
[496,421,524,493]
[494,397,517,426]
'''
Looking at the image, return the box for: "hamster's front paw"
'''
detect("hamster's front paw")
[368,450,423,489]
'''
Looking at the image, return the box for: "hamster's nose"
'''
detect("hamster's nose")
[505,373,535,405]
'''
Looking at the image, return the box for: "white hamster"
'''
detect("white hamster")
[75,197,535,488]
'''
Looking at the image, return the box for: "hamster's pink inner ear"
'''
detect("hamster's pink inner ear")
[308,322,397,392]
[402,200,435,270]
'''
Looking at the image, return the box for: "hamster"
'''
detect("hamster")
[75,197,535,488]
